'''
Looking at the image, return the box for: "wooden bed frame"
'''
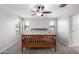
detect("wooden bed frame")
[22,34,56,52]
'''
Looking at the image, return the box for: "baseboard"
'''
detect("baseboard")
[58,39,68,46]
[57,36,68,46]
[0,40,20,53]
[71,43,79,46]
[68,45,73,47]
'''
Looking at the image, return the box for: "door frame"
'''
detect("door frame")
[69,16,73,46]
[69,12,79,46]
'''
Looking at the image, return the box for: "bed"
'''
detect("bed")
[21,28,56,52]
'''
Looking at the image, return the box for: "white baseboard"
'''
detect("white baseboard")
[0,40,20,53]
[58,38,68,46]
[71,43,79,46]
[57,36,68,46]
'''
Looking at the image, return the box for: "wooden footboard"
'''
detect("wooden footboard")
[22,35,56,52]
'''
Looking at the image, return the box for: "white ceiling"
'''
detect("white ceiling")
[1,4,79,18]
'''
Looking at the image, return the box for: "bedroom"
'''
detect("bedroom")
[0,4,79,54]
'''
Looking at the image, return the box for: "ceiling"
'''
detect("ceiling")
[1,4,79,18]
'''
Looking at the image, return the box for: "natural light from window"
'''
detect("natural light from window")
[25,21,30,26]
[50,21,54,26]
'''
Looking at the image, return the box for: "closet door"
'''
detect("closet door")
[72,13,79,46]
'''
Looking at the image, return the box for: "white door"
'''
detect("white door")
[72,13,79,46]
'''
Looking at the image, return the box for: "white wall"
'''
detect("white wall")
[57,16,70,45]
[0,7,21,52]
[57,7,79,46]
[23,18,57,34]
[24,18,56,28]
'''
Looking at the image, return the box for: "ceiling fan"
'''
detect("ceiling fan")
[59,4,68,8]
[32,4,52,16]
[31,4,68,16]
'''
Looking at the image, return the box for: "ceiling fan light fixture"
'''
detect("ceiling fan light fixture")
[36,12,43,16]
[32,4,52,16]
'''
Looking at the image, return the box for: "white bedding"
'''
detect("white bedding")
[23,31,55,35]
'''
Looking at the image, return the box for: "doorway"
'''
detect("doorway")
[71,13,79,46]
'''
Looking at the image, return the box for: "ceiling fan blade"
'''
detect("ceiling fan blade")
[43,11,52,13]
[59,4,68,7]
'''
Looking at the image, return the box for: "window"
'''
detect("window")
[25,21,30,30]
[50,21,54,26]
[49,21,55,31]
[25,22,30,26]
